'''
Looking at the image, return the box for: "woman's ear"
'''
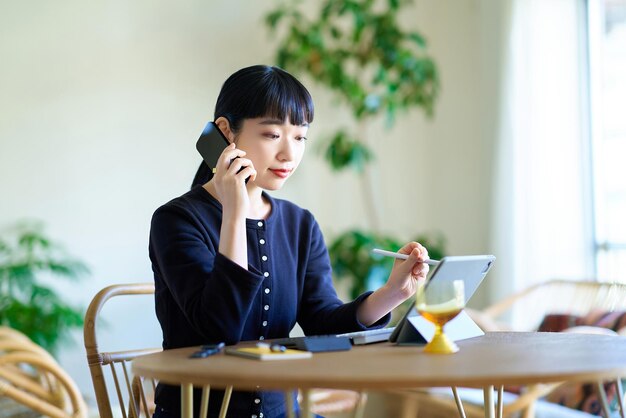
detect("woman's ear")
[214,117,236,144]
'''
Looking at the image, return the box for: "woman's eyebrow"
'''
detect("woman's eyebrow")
[257,119,309,127]
[257,119,284,125]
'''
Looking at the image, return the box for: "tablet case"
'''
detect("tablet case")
[389,254,495,345]
[390,306,484,345]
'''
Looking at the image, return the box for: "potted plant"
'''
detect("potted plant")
[265,0,445,299]
[0,220,88,356]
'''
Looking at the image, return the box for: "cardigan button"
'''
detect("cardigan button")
[259,239,266,245]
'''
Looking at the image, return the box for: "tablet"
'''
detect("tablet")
[389,254,495,345]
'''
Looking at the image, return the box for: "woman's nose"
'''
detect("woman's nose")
[277,140,294,161]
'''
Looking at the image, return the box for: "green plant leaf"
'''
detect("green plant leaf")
[0,220,88,356]
[265,9,285,29]
[323,130,372,172]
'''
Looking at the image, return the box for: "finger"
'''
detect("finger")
[227,157,253,172]
[410,244,430,263]
[405,244,431,276]
[218,144,245,166]
[413,263,429,277]
[238,166,257,182]
[398,242,420,256]
[418,244,429,260]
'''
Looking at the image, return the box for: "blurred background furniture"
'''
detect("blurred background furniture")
[399,279,626,418]
[305,389,366,417]
[473,279,626,334]
[0,326,87,418]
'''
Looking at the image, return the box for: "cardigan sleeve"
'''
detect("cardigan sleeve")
[150,204,264,344]
[296,214,390,335]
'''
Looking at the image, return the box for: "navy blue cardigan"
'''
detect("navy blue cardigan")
[149,185,389,418]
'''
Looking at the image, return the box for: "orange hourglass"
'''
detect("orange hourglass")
[415,279,465,354]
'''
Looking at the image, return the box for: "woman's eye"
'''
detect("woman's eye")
[263,133,280,140]
[296,136,308,142]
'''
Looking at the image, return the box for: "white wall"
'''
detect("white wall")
[0,0,493,405]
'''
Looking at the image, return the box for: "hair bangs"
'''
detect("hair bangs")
[214,65,314,132]
[259,73,314,126]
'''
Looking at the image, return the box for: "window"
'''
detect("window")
[588,0,626,281]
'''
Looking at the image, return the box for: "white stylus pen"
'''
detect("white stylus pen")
[371,248,440,266]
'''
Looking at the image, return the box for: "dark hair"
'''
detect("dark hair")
[192,65,314,188]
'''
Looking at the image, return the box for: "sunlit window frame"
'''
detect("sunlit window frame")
[587,0,626,282]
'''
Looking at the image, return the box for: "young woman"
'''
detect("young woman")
[149,65,429,418]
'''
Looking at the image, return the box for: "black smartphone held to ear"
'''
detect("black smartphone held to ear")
[196,121,231,175]
[196,121,250,182]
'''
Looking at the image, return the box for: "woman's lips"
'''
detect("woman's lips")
[269,169,292,179]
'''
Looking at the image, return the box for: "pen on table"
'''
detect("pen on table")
[256,342,287,352]
[371,248,440,266]
[189,342,225,358]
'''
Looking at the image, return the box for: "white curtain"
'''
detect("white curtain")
[487,0,596,327]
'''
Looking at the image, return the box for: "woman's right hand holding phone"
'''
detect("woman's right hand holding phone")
[212,143,257,221]
[212,143,256,269]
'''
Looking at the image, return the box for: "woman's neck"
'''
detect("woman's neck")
[247,188,271,219]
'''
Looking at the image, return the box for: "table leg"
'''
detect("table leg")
[218,385,233,418]
[200,385,210,418]
[301,388,312,418]
[483,386,495,418]
[181,383,193,418]
[353,391,367,418]
[616,378,625,418]
[596,381,612,418]
[451,386,467,418]
[496,386,504,418]
[285,390,296,418]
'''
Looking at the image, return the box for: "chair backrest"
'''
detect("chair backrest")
[83,283,161,418]
[482,279,626,331]
[0,326,88,418]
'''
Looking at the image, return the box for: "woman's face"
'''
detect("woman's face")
[232,117,309,191]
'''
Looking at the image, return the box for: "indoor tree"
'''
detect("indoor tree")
[265,0,444,299]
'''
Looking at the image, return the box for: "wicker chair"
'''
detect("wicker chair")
[474,279,626,333]
[83,283,161,418]
[0,326,87,418]
[396,279,626,418]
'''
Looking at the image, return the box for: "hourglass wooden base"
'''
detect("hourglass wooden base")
[424,331,459,354]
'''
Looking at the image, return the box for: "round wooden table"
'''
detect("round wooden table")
[133,332,626,418]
